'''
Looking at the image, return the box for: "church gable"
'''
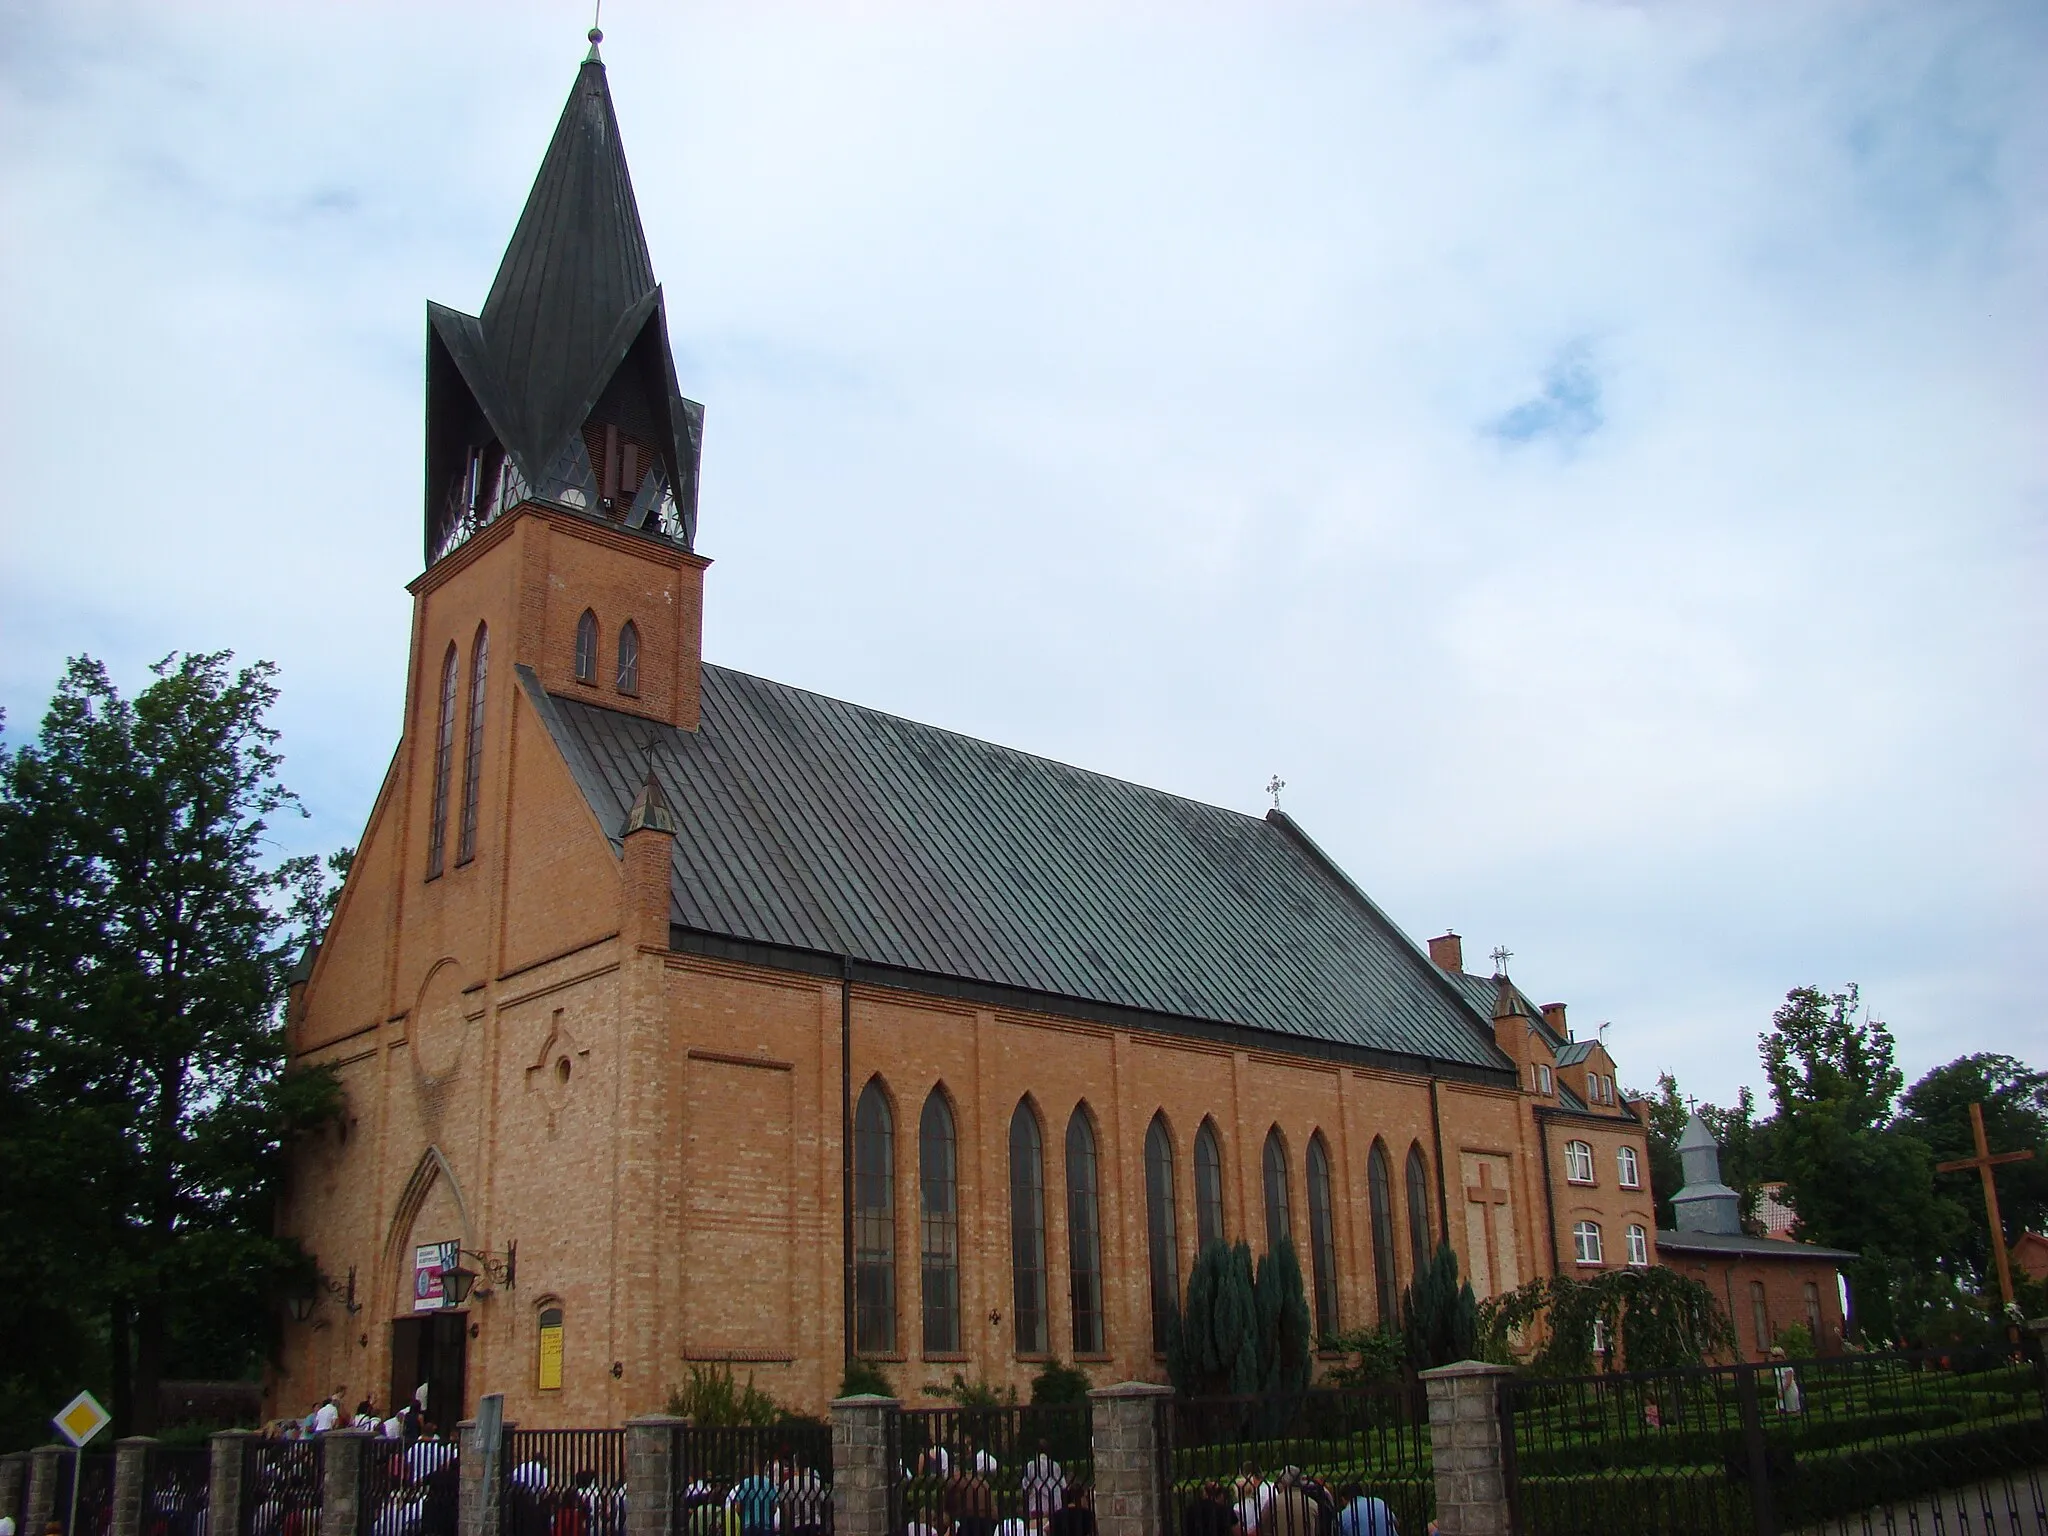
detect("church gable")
[297,752,403,1052]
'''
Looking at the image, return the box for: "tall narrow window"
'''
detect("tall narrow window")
[1194,1120,1227,1250]
[1262,1128,1292,1253]
[1574,1221,1604,1266]
[854,1080,895,1354]
[1564,1141,1595,1184]
[1405,1144,1433,1276]
[1368,1141,1399,1326]
[1065,1107,1104,1354]
[536,1305,564,1391]
[574,609,598,683]
[456,624,488,865]
[1009,1100,1048,1355]
[1750,1281,1770,1350]
[616,620,640,696]
[1625,1224,1649,1267]
[1144,1115,1179,1353]
[1802,1282,1822,1343]
[919,1090,960,1355]
[1305,1134,1339,1341]
[1617,1146,1641,1188]
[426,644,458,879]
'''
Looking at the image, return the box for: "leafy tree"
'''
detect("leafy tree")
[837,1359,894,1398]
[1628,1072,1778,1233]
[1629,1073,1690,1230]
[1320,1326,1405,1388]
[1253,1239,1313,1395]
[1028,1358,1093,1406]
[1400,1242,1478,1372]
[1898,1054,2048,1292]
[1165,1240,1259,1397]
[1478,1268,1733,1373]
[0,653,341,1446]
[1760,985,1958,1345]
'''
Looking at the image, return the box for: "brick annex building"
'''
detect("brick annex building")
[275,39,1662,1428]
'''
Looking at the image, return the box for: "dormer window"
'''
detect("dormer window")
[574,609,598,684]
[616,621,639,696]
[1565,1140,1595,1184]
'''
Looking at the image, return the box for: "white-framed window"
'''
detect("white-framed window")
[1626,1224,1650,1266]
[1618,1145,1642,1188]
[1537,1064,1553,1095]
[1573,1221,1603,1265]
[1592,1317,1610,1356]
[1565,1140,1595,1183]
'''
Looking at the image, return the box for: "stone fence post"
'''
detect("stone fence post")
[625,1416,685,1536]
[1,1452,28,1530]
[1087,1382,1172,1536]
[1420,1361,1514,1536]
[829,1396,898,1536]
[319,1430,374,1536]
[209,1431,256,1536]
[112,1438,154,1536]
[28,1446,66,1535]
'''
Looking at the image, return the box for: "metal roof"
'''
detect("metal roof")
[522,664,1514,1073]
[1446,969,1565,1050]
[1653,1229,1859,1263]
[1554,1039,1595,1067]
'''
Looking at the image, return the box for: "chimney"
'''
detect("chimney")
[1541,1002,1568,1038]
[1427,932,1463,973]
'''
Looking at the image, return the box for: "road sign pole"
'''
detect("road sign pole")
[66,1448,80,1536]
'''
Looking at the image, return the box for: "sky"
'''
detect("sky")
[1,0,2042,1110]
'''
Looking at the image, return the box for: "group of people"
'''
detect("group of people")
[676,1459,830,1536]
[280,1385,439,1444]
[1183,1465,1409,1536]
[901,1440,1093,1536]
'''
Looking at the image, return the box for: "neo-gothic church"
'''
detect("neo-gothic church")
[276,37,1656,1428]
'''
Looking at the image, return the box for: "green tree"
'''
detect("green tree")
[1165,1239,1259,1397]
[1629,1073,1690,1230]
[1400,1242,1478,1373]
[1760,985,1958,1345]
[1898,1054,2048,1293]
[0,653,341,1446]
[1478,1268,1733,1373]
[1253,1239,1313,1395]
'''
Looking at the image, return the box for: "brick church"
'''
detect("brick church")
[273,35,1657,1428]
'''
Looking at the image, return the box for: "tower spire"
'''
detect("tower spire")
[421,38,703,566]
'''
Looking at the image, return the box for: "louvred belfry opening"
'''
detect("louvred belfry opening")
[421,31,704,567]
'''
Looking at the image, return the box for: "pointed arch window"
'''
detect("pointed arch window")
[1262,1128,1292,1254]
[853,1080,895,1354]
[1305,1133,1340,1340]
[426,643,458,879]
[919,1090,960,1354]
[1144,1115,1179,1353]
[1065,1107,1105,1354]
[1009,1100,1049,1355]
[1195,1120,1227,1250]
[1405,1144,1434,1276]
[1368,1141,1400,1327]
[456,624,489,865]
[616,620,639,696]
[574,609,598,684]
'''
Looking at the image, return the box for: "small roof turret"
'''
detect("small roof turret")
[1671,1112,1743,1236]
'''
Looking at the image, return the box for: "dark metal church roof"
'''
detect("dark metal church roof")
[520,664,1515,1075]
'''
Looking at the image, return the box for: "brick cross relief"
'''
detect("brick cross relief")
[1465,1161,1510,1278]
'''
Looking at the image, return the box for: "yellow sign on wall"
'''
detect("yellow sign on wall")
[537,1310,564,1391]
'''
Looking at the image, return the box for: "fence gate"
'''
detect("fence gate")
[888,1402,1093,1536]
[1499,1346,2048,1536]
[672,1421,835,1536]
[502,1430,626,1536]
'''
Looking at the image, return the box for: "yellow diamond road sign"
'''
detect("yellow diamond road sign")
[55,1391,110,1448]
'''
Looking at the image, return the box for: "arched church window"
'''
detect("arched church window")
[1405,1143,1433,1276]
[1065,1106,1104,1354]
[853,1079,896,1354]
[616,621,640,696]
[574,609,598,684]
[456,624,488,865]
[1009,1099,1049,1355]
[1368,1140,1400,1327]
[536,1305,564,1391]
[426,643,458,879]
[1195,1119,1227,1249]
[919,1089,960,1354]
[1262,1127,1292,1254]
[1144,1114,1179,1354]
[1305,1133,1339,1341]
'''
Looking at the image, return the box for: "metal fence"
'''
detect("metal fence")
[891,1403,1093,1536]
[63,1453,115,1536]
[238,1440,323,1536]
[671,1423,834,1536]
[141,1446,210,1536]
[1500,1345,2048,1536]
[501,1429,627,1536]
[1167,1387,1433,1536]
[361,1436,459,1536]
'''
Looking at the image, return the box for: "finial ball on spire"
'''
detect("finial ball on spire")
[589,27,602,44]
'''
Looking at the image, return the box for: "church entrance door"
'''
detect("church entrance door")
[390,1312,468,1432]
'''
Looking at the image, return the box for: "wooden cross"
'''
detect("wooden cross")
[1466,1162,1510,1283]
[1935,1101,2035,1308]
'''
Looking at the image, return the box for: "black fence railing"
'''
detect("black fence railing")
[891,1404,1093,1536]
[362,1436,460,1536]
[502,1429,627,1536]
[671,1423,834,1536]
[1500,1345,2048,1536]
[55,1453,115,1536]
[238,1439,323,1536]
[1168,1387,1433,1536]
[141,1445,210,1536]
